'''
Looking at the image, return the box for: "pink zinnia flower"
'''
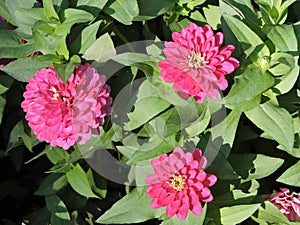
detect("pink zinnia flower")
[145,147,217,220]
[264,188,300,222]
[158,23,239,103]
[21,64,112,150]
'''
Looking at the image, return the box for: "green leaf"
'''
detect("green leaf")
[210,110,242,158]
[213,188,258,208]
[245,101,294,153]
[203,5,220,30]
[82,32,116,62]
[184,103,211,137]
[1,55,63,82]
[112,52,158,66]
[45,195,70,225]
[86,168,107,198]
[46,146,69,164]
[103,0,139,25]
[274,64,299,95]
[161,204,207,225]
[134,0,174,21]
[222,14,269,60]
[220,0,261,33]
[43,0,60,20]
[71,21,102,54]
[206,152,240,180]
[127,134,176,165]
[0,95,6,125]
[257,201,290,224]
[266,24,298,52]
[54,55,81,82]
[0,30,38,58]
[229,153,284,181]
[269,52,295,76]
[277,161,300,187]
[71,0,108,16]
[0,1,11,23]
[96,189,164,224]
[5,0,37,33]
[35,173,68,196]
[6,120,39,152]
[15,8,48,30]
[125,96,170,130]
[208,204,261,225]
[225,64,275,110]
[60,8,94,25]
[66,163,99,198]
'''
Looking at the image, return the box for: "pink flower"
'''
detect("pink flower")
[21,64,112,150]
[264,188,300,222]
[145,147,217,220]
[158,23,239,103]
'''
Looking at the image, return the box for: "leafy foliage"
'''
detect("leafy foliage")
[0,0,299,224]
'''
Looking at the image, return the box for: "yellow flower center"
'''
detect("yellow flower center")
[170,175,186,191]
[188,51,207,69]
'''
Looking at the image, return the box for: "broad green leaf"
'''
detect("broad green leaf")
[161,204,207,225]
[269,52,295,76]
[83,33,116,62]
[112,52,158,66]
[266,24,298,52]
[1,55,63,82]
[257,201,290,224]
[15,8,48,29]
[60,8,94,25]
[43,0,59,20]
[71,0,108,16]
[169,18,193,32]
[45,195,70,225]
[103,0,139,25]
[6,120,39,152]
[86,168,107,198]
[54,55,81,82]
[203,5,220,30]
[96,189,164,224]
[220,0,261,34]
[71,21,102,54]
[245,101,294,153]
[35,173,68,196]
[66,163,99,198]
[222,14,269,60]
[46,146,69,164]
[0,95,6,125]
[0,1,11,23]
[125,97,170,130]
[134,0,174,21]
[184,103,211,137]
[127,134,176,164]
[210,110,242,158]
[225,64,275,109]
[274,65,299,95]
[5,0,36,33]
[208,204,261,225]
[206,151,240,180]
[229,153,284,181]
[213,189,258,208]
[0,30,38,58]
[277,161,300,186]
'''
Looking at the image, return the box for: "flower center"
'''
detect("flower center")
[170,175,186,191]
[188,51,207,69]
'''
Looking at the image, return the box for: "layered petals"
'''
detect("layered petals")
[21,64,112,149]
[158,23,239,103]
[264,188,300,222]
[145,147,217,220]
